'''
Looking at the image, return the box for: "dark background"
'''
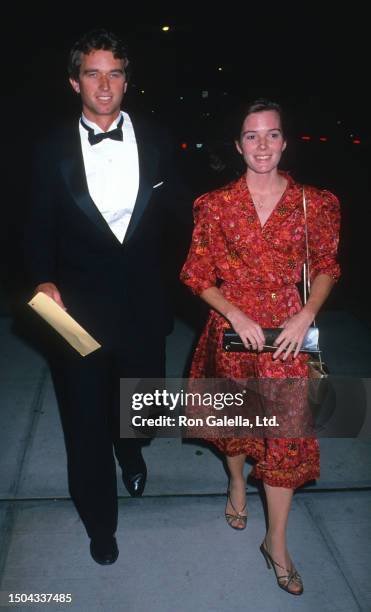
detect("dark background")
[2,10,370,323]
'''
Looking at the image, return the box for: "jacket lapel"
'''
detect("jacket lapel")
[58,116,159,245]
[123,114,159,244]
[59,127,119,243]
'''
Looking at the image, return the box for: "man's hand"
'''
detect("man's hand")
[34,283,67,311]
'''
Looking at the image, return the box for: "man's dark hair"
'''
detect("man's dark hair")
[68,28,131,81]
[234,98,287,141]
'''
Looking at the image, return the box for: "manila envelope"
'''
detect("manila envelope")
[28,292,101,357]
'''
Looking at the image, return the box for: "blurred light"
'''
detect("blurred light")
[319,137,328,142]
[201,90,209,98]
[181,143,188,150]
[301,135,311,141]
[218,66,223,71]
[353,139,361,144]
[196,143,203,149]
[179,96,184,100]
[162,26,170,32]
[141,90,145,94]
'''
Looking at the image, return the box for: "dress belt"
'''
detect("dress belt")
[221,282,298,294]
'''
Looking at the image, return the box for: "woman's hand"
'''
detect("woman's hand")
[228,309,265,351]
[272,309,314,360]
[199,287,264,351]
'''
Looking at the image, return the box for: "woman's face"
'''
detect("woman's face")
[236,110,286,174]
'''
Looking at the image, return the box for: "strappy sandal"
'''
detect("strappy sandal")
[225,490,247,530]
[260,540,303,596]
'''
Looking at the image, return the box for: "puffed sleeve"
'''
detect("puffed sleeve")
[307,189,341,282]
[180,193,218,295]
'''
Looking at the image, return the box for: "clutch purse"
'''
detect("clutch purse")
[222,326,320,354]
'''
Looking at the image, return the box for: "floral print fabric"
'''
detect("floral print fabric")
[181,173,340,488]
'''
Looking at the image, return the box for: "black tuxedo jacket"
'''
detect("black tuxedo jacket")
[25,115,184,350]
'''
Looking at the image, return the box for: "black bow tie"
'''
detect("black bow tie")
[80,115,124,145]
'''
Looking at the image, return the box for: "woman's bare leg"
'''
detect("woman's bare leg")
[263,483,302,593]
[225,454,247,528]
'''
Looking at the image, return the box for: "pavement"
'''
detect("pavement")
[0,311,370,611]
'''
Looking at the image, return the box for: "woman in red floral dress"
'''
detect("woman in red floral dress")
[180,99,340,595]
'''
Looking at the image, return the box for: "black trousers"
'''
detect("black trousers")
[50,339,166,539]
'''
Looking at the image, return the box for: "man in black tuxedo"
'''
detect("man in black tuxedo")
[25,29,184,564]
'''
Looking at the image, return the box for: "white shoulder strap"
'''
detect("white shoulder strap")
[302,187,311,305]
[302,187,323,357]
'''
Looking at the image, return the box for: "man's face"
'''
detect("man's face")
[69,49,127,125]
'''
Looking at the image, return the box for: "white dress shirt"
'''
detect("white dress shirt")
[79,110,139,243]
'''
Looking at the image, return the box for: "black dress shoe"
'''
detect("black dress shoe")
[121,459,147,497]
[90,536,119,565]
